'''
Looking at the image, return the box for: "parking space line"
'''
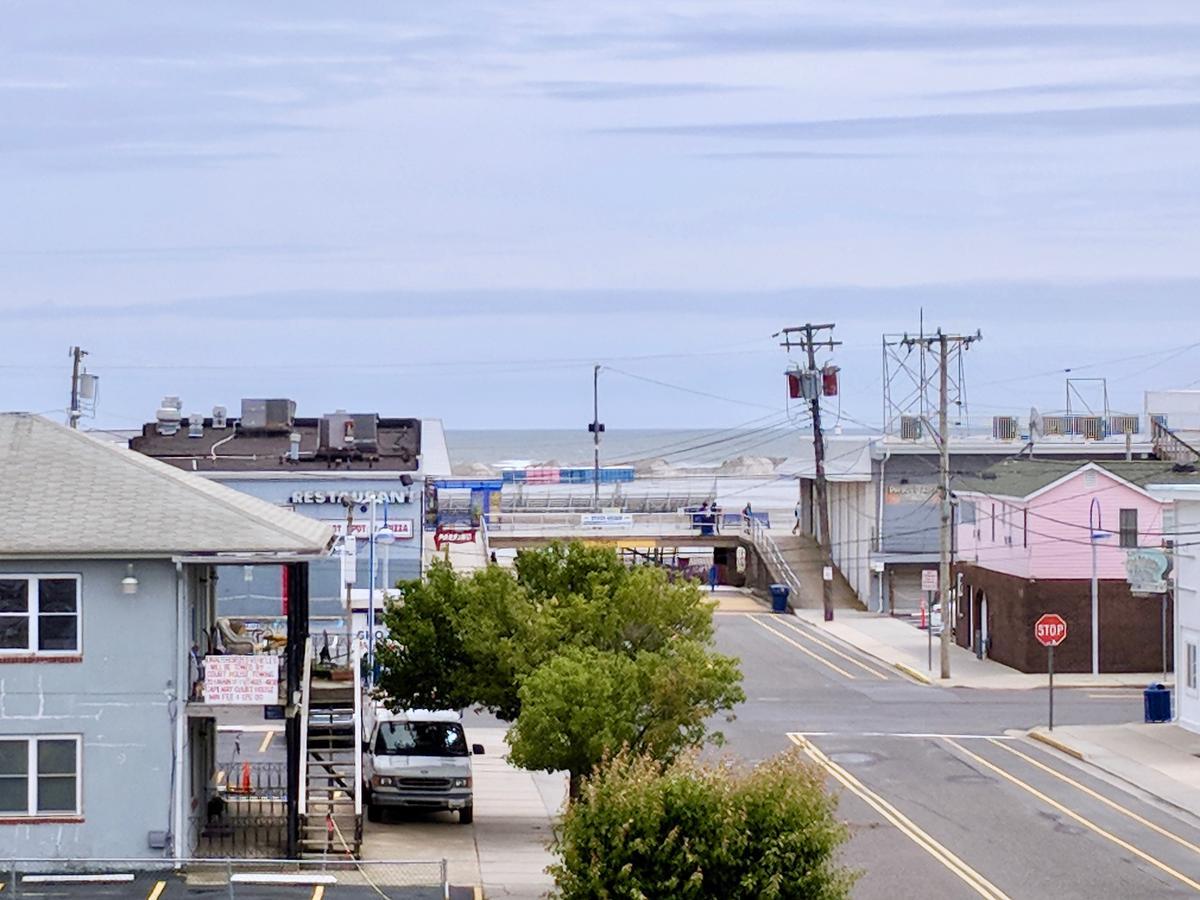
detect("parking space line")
[943,738,1200,893]
[772,617,891,680]
[991,739,1200,859]
[745,615,856,680]
[259,730,275,754]
[788,734,1009,899]
[147,881,167,900]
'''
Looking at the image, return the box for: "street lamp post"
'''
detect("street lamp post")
[1089,498,1111,676]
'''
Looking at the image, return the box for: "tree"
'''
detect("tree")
[506,643,743,797]
[551,749,856,900]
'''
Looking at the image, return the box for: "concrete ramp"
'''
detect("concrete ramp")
[755,533,863,611]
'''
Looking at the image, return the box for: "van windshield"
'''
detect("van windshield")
[374,721,468,757]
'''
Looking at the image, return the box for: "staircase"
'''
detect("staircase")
[746,522,862,611]
[299,643,363,858]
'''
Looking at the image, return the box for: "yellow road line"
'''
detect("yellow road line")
[147,881,167,900]
[474,886,484,900]
[943,738,1200,893]
[773,617,890,680]
[788,734,1009,899]
[746,615,856,679]
[258,730,275,754]
[311,886,325,900]
[991,739,1200,859]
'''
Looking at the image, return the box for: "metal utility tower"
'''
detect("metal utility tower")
[779,323,841,622]
[883,321,974,439]
[900,328,981,679]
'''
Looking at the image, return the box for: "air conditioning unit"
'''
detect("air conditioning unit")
[1081,416,1105,441]
[992,416,1018,441]
[1041,415,1068,436]
[1109,415,1139,435]
[900,416,923,441]
[240,398,295,433]
[319,411,356,454]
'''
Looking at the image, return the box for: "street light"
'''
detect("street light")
[1089,498,1112,675]
[367,497,398,686]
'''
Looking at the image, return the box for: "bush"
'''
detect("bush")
[552,750,856,900]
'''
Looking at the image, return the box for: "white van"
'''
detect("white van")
[362,708,484,824]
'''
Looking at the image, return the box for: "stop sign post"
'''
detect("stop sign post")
[1035,614,1067,730]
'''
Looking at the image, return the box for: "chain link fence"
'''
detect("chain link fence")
[1,858,449,898]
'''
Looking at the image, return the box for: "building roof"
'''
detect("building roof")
[955,458,1200,500]
[777,437,874,482]
[0,413,335,558]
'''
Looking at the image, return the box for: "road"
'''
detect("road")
[715,611,1200,898]
[0,872,458,899]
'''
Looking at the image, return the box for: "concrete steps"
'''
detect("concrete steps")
[761,533,863,611]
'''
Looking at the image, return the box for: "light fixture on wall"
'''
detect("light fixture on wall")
[121,563,139,595]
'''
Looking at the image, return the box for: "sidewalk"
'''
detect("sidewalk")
[1028,723,1200,817]
[793,608,1172,690]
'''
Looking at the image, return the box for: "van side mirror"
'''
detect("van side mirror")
[471,743,485,755]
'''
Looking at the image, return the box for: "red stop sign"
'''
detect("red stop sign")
[1034,614,1067,647]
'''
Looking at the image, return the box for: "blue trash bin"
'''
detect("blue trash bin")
[1144,682,1172,723]
[769,584,790,613]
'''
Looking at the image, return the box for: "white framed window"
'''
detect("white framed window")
[0,735,82,817]
[0,575,81,655]
[1187,642,1198,695]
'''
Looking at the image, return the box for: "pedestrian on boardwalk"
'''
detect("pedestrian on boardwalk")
[792,501,802,534]
[742,502,753,533]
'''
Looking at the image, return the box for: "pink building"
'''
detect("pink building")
[953,460,1189,673]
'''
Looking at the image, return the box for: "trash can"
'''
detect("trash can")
[769,584,790,613]
[1144,683,1172,723]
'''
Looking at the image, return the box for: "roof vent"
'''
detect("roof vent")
[187,412,205,438]
[155,396,182,436]
[212,406,228,429]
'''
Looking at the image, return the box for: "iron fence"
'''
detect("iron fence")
[191,761,289,858]
[1,858,449,898]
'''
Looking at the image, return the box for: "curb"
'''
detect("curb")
[894,662,933,685]
[1028,730,1086,761]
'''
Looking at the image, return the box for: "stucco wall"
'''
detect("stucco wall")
[0,559,178,860]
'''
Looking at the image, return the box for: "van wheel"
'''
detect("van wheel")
[458,806,473,825]
[366,796,382,823]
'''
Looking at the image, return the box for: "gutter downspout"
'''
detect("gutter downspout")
[875,450,890,613]
[172,561,186,866]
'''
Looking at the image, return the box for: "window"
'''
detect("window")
[1187,642,1197,693]
[1119,509,1138,549]
[991,504,996,542]
[1023,509,1028,548]
[0,736,80,817]
[0,576,80,655]
[960,501,976,525]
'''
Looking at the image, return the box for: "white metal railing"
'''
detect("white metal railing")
[297,636,313,817]
[483,511,708,537]
[747,518,804,599]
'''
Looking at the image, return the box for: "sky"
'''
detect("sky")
[3,1,1200,431]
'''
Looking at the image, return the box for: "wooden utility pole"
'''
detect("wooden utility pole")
[904,328,980,678]
[779,324,841,622]
[589,364,604,510]
[67,346,87,429]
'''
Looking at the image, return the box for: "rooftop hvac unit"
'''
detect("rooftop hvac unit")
[240,398,295,433]
[1109,415,1139,435]
[992,416,1018,441]
[350,414,379,454]
[155,396,182,436]
[319,411,355,454]
[900,415,923,441]
[1081,416,1105,441]
[1041,415,1068,436]
[187,413,205,438]
[212,406,228,429]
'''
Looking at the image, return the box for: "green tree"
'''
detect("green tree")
[551,750,856,900]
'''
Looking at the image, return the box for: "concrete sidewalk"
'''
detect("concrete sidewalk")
[1028,723,1200,817]
[794,608,1172,690]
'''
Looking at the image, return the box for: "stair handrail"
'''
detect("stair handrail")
[352,643,363,820]
[1151,418,1200,464]
[748,518,804,598]
[298,636,313,817]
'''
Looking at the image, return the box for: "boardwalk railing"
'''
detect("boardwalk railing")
[746,517,805,600]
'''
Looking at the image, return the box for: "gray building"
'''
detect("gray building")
[0,413,332,862]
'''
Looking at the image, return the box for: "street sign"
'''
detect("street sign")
[1035,613,1067,647]
[822,565,833,582]
[921,569,938,592]
[1125,548,1170,594]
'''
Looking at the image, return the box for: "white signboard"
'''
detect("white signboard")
[340,536,357,586]
[203,655,280,705]
[921,569,939,592]
[329,520,414,539]
[1125,548,1170,594]
[822,565,834,582]
[580,513,634,529]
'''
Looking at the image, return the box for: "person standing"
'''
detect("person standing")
[792,500,802,534]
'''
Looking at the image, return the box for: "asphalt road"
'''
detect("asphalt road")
[715,611,1200,899]
[0,872,452,899]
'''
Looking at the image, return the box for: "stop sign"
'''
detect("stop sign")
[1034,614,1067,647]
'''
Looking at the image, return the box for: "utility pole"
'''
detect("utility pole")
[67,346,87,429]
[779,324,841,622]
[903,328,981,679]
[588,364,604,510]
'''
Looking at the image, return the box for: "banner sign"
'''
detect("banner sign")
[203,655,280,705]
[434,525,477,550]
[580,513,634,528]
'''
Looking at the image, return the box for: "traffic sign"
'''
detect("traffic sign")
[921,569,938,592]
[1034,613,1067,647]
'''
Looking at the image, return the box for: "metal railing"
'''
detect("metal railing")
[747,517,805,600]
[191,763,288,859]
[1152,418,1200,464]
[297,636,313,817]
[1,858,449,897]
[484,510,710,537]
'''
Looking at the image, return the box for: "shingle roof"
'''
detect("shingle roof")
[0,413,335,558]
[955,458,1200,499]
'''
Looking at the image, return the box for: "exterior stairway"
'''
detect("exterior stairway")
[747,526,863,611]
[300,679,362,858]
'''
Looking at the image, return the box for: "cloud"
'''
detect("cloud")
[525,80,750,101]
[698,150,899,161]
[603,102,1200,142]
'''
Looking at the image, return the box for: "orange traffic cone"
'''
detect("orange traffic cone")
[919,597,927,630]
[240,761,251,794]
